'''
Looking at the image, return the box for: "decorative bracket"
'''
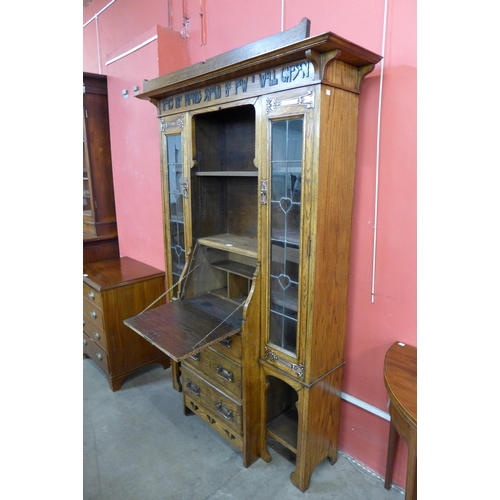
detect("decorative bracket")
[265,347,305,379]
[266,90,314,114]
[305,48,341,80]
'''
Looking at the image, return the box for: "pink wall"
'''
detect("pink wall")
[83,0,416,489]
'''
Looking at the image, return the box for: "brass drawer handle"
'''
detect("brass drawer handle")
[190,353,200,361]
[186,381,200,396]
[216,402,233,421]
[216,365,233,382]
[96,353,102,361]
[87,291,95,300]
[83,339,87,346]
[93,332,100,340]
[90,310,97,320]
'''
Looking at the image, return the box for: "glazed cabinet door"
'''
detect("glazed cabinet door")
[258,86,317,381]
[160,113,192,298]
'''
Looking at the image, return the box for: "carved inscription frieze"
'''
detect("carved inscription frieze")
[159,60,314,115]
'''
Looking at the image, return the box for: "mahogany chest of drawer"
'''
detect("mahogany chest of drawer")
[83,257,170,391]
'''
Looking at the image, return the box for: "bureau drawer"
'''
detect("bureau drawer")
[83,321,107,352]
[83,283,102,308]
[183,365,242,434]
[210,333,242,362]
[183,348,242,400]
[83,300,104,330]
[83,332,109,373]
[184,394,243,451]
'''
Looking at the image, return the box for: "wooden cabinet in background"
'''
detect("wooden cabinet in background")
[83,257,170,391]
[83,72,119,262]
[124,19,381,491]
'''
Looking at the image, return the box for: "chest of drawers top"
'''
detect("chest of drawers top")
[83,257,164,292]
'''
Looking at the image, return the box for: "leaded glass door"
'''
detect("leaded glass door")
[268,117,303,355]
[261,87,315,375]
[161,115,189,298]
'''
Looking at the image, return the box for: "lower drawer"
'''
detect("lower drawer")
[184,394,243,451]
[83,332,109,374]
[83,321,107,353]
[182,347,242,400]
[182,365,242,434]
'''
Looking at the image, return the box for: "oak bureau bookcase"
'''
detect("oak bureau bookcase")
[124,19,381,491]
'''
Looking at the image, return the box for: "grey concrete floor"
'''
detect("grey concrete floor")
[83,359,404,500]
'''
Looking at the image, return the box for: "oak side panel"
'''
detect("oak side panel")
[306,80,361,382]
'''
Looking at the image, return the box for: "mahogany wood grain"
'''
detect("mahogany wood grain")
[384,342,417,500]
[83,257,170,391]
[83,72,117,237]
[83,233,119,263]
[83,257,163,291]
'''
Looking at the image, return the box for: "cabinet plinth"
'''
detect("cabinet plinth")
[127,18,381,490]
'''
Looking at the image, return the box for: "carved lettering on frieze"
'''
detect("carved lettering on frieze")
[204,85,221,102]
[281,61,310,82]
[159,60,314,114]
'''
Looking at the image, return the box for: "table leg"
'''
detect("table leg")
[405,439,417,500]
[384,419,397,490]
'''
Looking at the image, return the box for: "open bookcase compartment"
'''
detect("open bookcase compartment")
[191,104,258,243]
